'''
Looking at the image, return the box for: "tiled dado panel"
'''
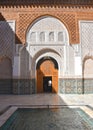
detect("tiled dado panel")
[59,78,83,94]
[12,78,93,94]
[84,79,93,94]
[18,12,77,44]
[0,79,12,94]
[13,79,35,94]
[59,78,93,94]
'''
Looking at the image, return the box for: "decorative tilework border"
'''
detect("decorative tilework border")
[83,79,93,94]
[0,78,93,94]
[0,79,12,94]
[13,79,35,95]
[59,78,93,94]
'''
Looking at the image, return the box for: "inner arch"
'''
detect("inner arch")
[36,56,58,93]
[26,16,69,45]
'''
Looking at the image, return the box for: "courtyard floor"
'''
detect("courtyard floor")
[0,94,93,129]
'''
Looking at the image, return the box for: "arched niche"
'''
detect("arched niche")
[26,16,69,45]
[84,58,93,78]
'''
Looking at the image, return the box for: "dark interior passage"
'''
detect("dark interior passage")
[43,76,52,93]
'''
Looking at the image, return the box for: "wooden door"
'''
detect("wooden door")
[36,59,58,93]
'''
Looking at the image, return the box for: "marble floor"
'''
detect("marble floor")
[0,94,93,109]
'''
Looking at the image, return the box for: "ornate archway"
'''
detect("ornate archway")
[26,16,70,94]
[36,57,58,93]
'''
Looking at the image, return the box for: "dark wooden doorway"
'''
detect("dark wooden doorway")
[43,76,52,92]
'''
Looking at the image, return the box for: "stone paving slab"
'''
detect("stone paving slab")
[0,94,93,109]
[80,106,93,118]
[0,107,18,127]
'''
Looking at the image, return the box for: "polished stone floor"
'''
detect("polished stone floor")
[0,94,93,110]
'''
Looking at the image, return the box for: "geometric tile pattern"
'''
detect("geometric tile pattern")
[13,78,93,94]
[59,78,83,94]
[58,13,77,43]
[13,79,35,94]
[18,13,77,44]
[0,79,12,94]
[80,22,93,59]
[0,21,15,60]
[84,79,93,94]
[59,78,93,94]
